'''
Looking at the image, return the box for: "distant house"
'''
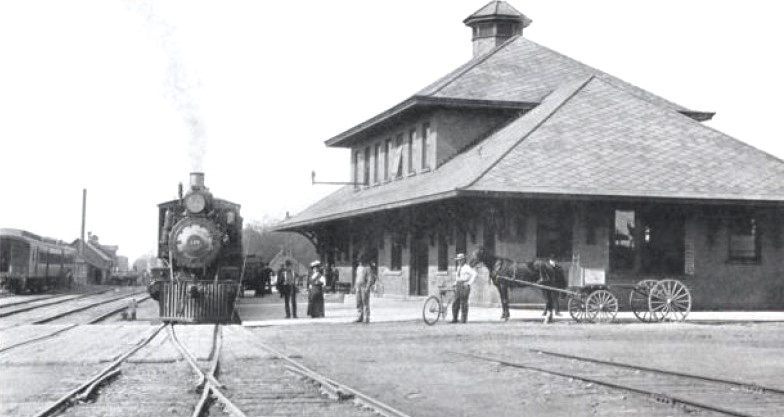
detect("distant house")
[277,1,784,310]
[71,233,120,285]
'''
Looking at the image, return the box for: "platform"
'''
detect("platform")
[235,291,784,326]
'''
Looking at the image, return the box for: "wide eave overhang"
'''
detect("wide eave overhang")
[273,189,784,233]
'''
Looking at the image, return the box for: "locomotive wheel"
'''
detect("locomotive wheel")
[567,296,588,322]
[422,296,442,325]
[585,289,618,323]
[630,279,661,323]
[649,279,691,322]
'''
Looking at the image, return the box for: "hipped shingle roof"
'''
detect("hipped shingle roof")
[279,77,784,230]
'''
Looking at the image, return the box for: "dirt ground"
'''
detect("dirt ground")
[249,319,784,417]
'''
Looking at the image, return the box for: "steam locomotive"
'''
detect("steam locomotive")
[148,172,243,323]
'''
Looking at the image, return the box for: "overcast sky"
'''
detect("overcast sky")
[1,0,782,262]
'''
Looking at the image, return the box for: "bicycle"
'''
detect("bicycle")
[422,285,456,325]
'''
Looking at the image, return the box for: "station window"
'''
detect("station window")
[729,215,761,262]
[455,228,467,257]
[391,240,403,271]
[536,206,573,260]
[437,233,448,272]
[610,210,636,271]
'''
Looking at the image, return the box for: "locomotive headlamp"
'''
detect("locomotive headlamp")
[185,193,206,214]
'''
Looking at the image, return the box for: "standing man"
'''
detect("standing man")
[279,260,297,318]
[354,255,375,323]
[452,253,477,323]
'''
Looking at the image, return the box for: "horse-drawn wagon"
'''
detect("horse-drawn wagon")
[478,249,692,324]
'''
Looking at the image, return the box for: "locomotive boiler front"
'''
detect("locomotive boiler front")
[170,217,222,268]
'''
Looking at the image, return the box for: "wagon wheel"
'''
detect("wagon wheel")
[629,279,661,323]
[585,289,618,323]
[567,295,588,322]
[422,296,442,325]
[648,279,691,322]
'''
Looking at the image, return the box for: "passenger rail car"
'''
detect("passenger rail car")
[0,228,76,293]
[148,172,243,323]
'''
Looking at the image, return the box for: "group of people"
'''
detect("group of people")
[275,256,378,323]
[275,260,327,319]
[271,252,492,324]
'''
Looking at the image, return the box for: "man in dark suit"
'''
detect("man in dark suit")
[278,260,297,318]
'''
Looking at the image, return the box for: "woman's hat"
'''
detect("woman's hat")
[310,260,322,268]
[455,253,466,261]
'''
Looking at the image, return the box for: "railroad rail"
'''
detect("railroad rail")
[0,292,146,331]
[32,291,146,324]
[30,323,166,417]
[452,349,784,417]
[246,331,413,417]
[18,324,410,417]
[0,289,113,318]
[0,294,60,309]
[0,296,151,355]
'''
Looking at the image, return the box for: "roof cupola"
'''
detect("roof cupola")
[464,1,531,57]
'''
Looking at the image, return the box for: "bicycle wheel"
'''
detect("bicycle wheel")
[422,296,442,325]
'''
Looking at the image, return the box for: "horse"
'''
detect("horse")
[471,247,566,323]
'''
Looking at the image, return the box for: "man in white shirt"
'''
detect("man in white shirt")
[452,253,477,323]
[354,256,376,323]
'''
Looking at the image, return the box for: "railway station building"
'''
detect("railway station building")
[276,1,784,310]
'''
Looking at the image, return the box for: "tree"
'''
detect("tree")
[242,217,316,264]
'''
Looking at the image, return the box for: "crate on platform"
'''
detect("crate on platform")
[567,254,606,288]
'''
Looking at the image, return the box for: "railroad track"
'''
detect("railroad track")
[0,295,150,355]
[0,290,146,330]
[221,326,413,417]
[0,289,113,318]
[41,295,151,325]
[32,324,412,417]
[30,324,166,417]
[452,348,784,417]
[0,293,60,309]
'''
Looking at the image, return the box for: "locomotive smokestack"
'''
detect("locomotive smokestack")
[190,172,205,190]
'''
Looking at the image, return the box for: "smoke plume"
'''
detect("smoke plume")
[126,1,206,172]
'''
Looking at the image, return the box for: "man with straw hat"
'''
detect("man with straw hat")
[452,253,477,323]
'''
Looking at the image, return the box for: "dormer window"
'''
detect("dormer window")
[421,122,431,170]
[394,133,404,178]
[384,138,391,181]
[408,129,416,174]
[363,146,371,185]
[353,151,360,189]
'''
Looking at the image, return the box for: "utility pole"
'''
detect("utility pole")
[80,189,86,255]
